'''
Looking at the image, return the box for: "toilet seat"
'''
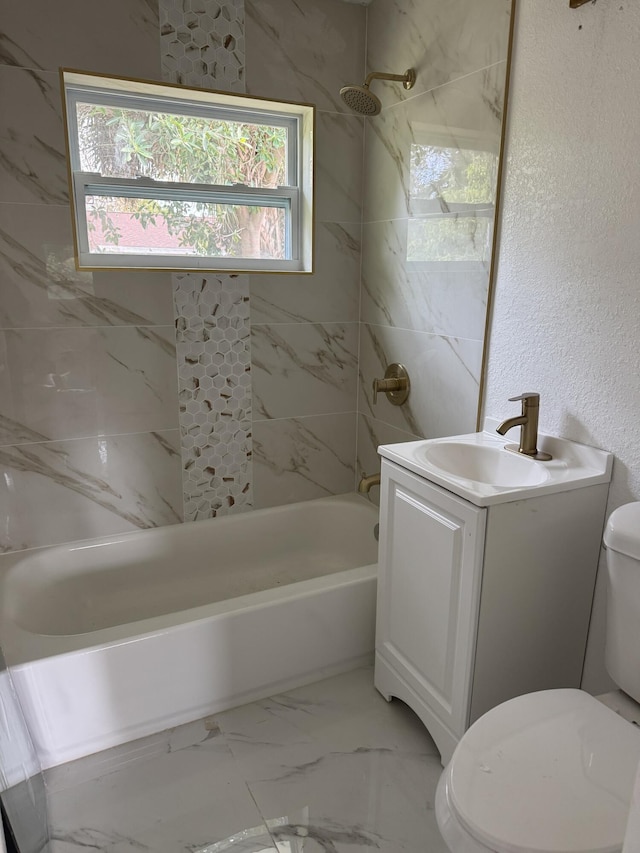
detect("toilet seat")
[442,689,640,853]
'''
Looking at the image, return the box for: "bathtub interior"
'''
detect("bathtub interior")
[2,493,378,638]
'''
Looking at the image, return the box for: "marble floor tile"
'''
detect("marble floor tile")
[44,666,448,853]
[47,719,277,853]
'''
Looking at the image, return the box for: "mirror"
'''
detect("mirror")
[355,0,515,485]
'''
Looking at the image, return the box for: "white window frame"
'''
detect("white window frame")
[61,69,315,274]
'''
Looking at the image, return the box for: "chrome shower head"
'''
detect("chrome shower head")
[339,68,416,116]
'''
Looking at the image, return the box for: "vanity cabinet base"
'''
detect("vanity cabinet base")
[375,458,610,765]
[375,652,458,765]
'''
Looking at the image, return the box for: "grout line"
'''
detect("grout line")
[250,319,359,328]
[0,426,180,451]
[361,411,422,442]
[0,324,176,332]
[363,321,484,344]
[252,411,358,426]
[360,212,495,226]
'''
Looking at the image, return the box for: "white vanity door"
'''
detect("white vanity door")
[376,460,486,737]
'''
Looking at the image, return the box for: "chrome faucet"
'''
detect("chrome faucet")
[358,472,381,493]
[496,393,552,460]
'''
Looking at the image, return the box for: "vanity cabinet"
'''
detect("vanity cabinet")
[374,457,610,765]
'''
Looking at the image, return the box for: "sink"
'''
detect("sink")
[377,425,614,507]
[420,442,550,488]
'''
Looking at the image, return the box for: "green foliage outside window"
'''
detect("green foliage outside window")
[77,104,288,258]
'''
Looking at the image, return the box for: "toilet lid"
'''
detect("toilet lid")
[448,689,640,853]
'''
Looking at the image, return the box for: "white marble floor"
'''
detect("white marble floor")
[45,666,449,853]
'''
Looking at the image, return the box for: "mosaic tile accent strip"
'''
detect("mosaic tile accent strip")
[174,275,252,519]
[160,0,252,520]
[160,0,245,92]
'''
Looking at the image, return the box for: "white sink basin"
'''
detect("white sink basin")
[378,426,614,506]
[419,442,550,488]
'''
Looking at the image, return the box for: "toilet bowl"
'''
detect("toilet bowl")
[435,688,640,853]
[436,502,640,853]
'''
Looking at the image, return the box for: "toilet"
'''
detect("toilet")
[435,502,640,853]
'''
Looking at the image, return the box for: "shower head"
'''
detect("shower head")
[340,83,382,116]
[340,68,416,116]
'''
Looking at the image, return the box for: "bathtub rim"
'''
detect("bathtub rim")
[2,562,377,667]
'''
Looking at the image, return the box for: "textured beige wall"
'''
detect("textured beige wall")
[484,0,640,692]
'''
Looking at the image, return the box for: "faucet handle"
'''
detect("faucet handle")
[508,392,540,406]
[372,363,410,406]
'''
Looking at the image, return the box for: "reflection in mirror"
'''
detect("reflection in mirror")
[0,647,48,853]
[357,0,514,490]
[408,126,498,264]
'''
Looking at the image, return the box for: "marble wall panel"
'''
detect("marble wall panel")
[249,222,361,325]
[0,0,183,554]
[0,68,68,206]
[363,64,506,224]
[245,0,365,509]
[359,323,482,439]
[315,111,365,224]
[0,430,182,553]
[244,0,366,112]
[0,204,175,330]
[0,327,178,445]
[252,413,356,510]
[366,0,512,108]
[0,0,162,79]
[357,0,512,456]
[361,219,489,338]
[251,322,358,420]
[355,413,420,505]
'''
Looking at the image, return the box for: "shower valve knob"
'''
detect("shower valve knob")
[372,363,410,406]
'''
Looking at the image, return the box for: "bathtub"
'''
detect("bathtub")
[0,493,378,770]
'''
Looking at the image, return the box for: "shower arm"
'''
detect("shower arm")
[364,69,416,89]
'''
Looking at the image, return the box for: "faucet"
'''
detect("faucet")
[496,393,552,460]
[358,472,381,493]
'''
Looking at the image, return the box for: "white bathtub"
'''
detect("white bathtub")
[0,493,378,769]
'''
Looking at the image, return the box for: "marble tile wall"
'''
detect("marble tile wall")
[0,0,184,553]
[245,0,366,508]
[356,0,513,492]
[0,0,513,549]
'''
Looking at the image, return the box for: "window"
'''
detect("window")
[61,70,314,273]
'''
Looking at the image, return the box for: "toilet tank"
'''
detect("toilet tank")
[604,502,640,703]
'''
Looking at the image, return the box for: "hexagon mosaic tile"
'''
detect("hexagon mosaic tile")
[161,0,251,520]
[174,274,252,520]
[160,0,245,91]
